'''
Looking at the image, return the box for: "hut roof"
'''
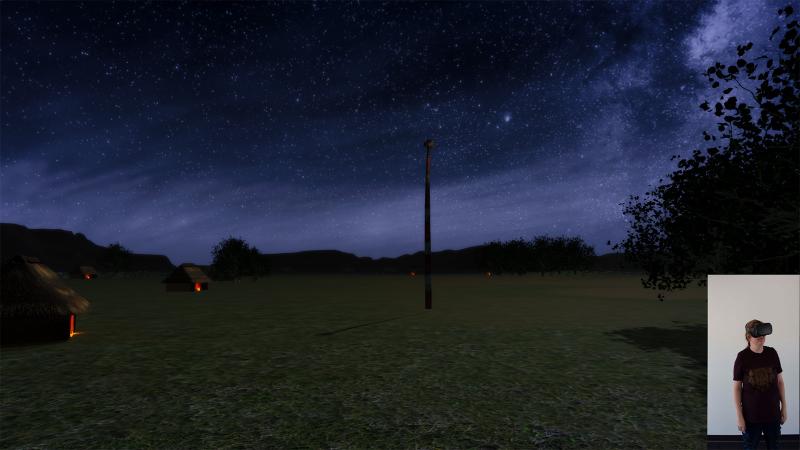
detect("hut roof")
[1,255,91,318]
[162,263,210,284]
[76,266,97,275]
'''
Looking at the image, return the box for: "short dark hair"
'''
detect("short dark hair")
[744,319,763,344]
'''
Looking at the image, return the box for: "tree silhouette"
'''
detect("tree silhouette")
[565,236,596,274]
[481,235,595,275]
[210,236,268,281]
[481,240,506,274]
[614,5,799,300]
[101,242,132,276]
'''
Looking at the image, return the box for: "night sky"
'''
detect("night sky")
[1,1,788,265]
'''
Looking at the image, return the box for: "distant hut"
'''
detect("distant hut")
[72,266,98,280]
[163,263,210,292]
[1,255,90,344]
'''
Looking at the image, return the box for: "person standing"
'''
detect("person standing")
[733,319,788,449]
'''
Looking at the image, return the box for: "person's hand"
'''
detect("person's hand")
[781,408,787,425]
[737,416,746,432]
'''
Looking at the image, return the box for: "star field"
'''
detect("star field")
[0,0,788,264]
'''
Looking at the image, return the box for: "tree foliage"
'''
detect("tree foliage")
[209,236,270,281]
[100,242,133,275]
[615,5,799,299]
[482,235,595,275]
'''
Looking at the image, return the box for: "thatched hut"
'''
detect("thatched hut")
[72,265,98,280]
[163,263,210,292]
[1,255,90,344]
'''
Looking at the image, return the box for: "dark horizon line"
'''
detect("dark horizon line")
[0,222,622,264]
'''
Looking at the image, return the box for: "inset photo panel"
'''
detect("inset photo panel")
[707,275,799,449]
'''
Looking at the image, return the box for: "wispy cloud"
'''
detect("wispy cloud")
[685,0,784,70]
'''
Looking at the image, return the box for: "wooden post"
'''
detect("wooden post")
[424,139,434,310]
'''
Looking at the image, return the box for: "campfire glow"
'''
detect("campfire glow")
[69,314,75,337]
[486,272,492,278]
[410,272,416,277]
[84,274,91,280]
[195,282,201,292]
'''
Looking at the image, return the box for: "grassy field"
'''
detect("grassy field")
[0,273,707,449]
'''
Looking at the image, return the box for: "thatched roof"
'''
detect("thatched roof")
[75,266,97,276]
[1,255,91,318]
[162,263,210,284]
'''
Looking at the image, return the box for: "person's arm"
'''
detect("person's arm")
[733,380,745,421]
[777,372,786,411]
[732,354,745,429]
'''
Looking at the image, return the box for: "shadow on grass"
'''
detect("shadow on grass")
[315,313,425,336]
[604,323,707,393]
[0,338,70,349]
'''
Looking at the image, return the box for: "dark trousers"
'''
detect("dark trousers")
[742,420,781,449]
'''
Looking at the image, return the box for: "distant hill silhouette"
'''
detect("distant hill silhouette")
[265,246,488,274]
[0,223,174,273]
[1,223,638,275]
[265,247,638,274]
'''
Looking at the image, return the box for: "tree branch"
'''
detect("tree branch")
[734,77,759,104]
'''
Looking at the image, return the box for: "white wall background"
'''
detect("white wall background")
[707,275,799,435]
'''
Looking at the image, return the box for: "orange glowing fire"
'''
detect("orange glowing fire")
[84,274,91,280]
[410,272,416,277]
[194,282,202,292]
[69,314,75,337]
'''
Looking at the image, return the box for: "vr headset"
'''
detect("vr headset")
[748,322,773,338]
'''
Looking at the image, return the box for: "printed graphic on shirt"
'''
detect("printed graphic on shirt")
[746,367,775,392]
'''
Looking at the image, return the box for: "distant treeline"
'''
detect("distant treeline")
[480,235,596,275]
[208,235,611,278]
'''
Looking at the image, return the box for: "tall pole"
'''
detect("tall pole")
[424,139,434,310]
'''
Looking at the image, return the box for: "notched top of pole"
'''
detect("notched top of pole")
[424,139,435,151]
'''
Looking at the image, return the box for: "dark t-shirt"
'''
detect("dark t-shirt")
[733,345,783,423]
